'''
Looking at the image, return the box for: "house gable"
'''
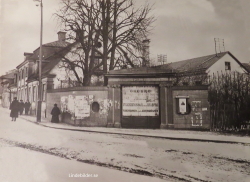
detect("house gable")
[207,53,246,75]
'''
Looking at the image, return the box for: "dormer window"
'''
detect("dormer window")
[225,62,231,71]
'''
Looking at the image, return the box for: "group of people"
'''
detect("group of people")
[9,97,61,123]
[9,97,31,121]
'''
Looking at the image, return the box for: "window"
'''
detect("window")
[33,86,36,102]
[25,88,27,101]
[42,84,46,101]
[26,67,29,77]
[22,69,24,79]
[14,74,17,84]
[225,62,231,71]
[29,87,32,102]
[20,89,23,100]
[18,91,21,100]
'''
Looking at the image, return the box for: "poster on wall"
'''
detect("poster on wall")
[74,95,90,119]
[60,96,68,112]
[68,95,75,113]
[61,95,93,119]
[191,113,203,126]
[179,98,187,114]
[122,86,159,116]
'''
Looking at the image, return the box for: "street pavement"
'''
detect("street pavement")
[1,107,249,145]
[0,141,166,182]
[1,106,250,182]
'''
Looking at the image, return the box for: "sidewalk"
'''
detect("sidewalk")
[2,107,250,145]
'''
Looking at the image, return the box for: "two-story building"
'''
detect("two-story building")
[0,69,18,108]
[15,31,71,117]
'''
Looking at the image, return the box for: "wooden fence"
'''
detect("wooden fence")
[208,72,250,131]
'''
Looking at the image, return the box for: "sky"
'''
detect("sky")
[1,0,250,75]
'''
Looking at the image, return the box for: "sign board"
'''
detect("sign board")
[175,96,189,115]
[75,95,90,119]
[61,95,93,119]
[179,98,187,114]
[122,86,159,116]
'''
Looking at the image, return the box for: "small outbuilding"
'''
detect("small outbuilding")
[106,66,210,130]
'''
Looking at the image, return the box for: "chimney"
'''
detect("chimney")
[142,39,150,67]
[57,31,66,42]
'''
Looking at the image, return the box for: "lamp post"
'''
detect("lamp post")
[34,0,43,122]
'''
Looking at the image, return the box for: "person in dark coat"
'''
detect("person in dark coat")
[24,101,31,115]
[51,104,61,123]
[19,100,24,115]
[10,97,19,121]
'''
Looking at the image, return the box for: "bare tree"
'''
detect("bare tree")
[54,0,154,86]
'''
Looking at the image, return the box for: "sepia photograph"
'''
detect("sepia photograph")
[0,0,250,181]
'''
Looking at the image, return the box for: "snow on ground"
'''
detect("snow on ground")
[0,109,250,182]
[0,141,166,182]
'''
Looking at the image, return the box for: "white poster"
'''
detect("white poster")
[68,95,75,113]
[60,96,68,112]
[179,98,187,114]
[74,95,90,119]
[122,86,159,116]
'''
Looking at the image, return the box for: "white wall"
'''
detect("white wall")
[49,60,85,89]
[207,54,246,75]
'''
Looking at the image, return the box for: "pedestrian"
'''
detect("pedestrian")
[19,100,24,115]
[51,104,61,123]
[9,97,19,121]
[24,101,31,115]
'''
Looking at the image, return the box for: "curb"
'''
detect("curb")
[18,115,250,145]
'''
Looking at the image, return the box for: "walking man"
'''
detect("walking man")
[19,100,24,115]
[51,104,61,123]
[24,101,31,115]
[10,97,19,121]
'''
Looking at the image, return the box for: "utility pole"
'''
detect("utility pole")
[34,0,43,122]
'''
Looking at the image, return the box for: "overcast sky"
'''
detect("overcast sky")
[1,0,250,75]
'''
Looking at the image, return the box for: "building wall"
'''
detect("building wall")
[172,86,210,130]
[207,54,245,75]
[1,83,17,108]
[50,61,104,89]
[17,63,29,101]
[47,87,108,126]
[50,62,71,89]
[107,76,210,130]
[1,92,10,108]
[27,78,47,118]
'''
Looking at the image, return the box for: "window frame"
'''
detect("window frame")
[225,62,231,71]
[42,84,46,101]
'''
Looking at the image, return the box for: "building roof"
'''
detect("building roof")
[0,70,16,79]
[43,40,71,48]
[108,51,248,76]
[16,40,71,70]
[242,63,250,73]
[159,52,228,72]
[33,39,71,52]
[26,42,76,82]
[0,72,16,87]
